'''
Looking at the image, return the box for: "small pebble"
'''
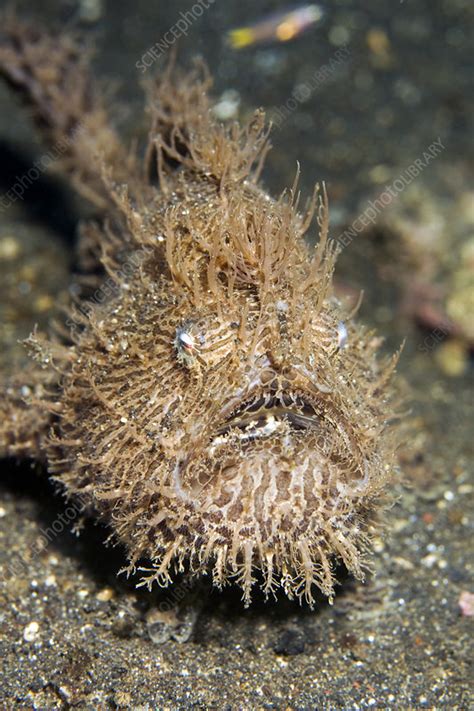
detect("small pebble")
[458,590,474,617]
[147,605,199,644]
[421,553,437,568]
[23,621,40,642]
[96,587,115,602]
[274,628,306,656]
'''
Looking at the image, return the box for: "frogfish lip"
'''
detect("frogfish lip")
[213,392,322,446]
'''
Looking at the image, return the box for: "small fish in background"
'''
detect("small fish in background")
[227,4,324,50]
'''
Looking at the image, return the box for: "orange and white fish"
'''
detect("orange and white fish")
[228,4,324,50]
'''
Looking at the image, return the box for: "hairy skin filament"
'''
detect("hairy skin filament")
[0,14,399,606]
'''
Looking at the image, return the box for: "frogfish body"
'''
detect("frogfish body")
[0,16,398,605]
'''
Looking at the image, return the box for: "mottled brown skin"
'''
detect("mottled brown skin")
[0,15,398,605]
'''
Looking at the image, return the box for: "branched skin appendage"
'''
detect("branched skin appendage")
[0,17,398,606]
